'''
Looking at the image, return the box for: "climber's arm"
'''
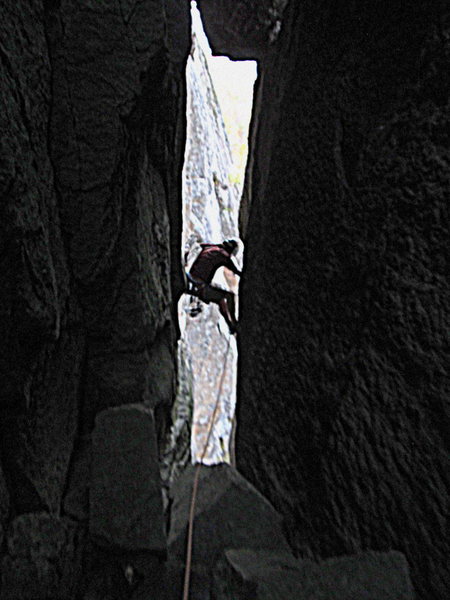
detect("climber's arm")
[225,257,241,277]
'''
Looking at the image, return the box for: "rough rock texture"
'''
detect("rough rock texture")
[1,513,81,600]
[62,434,91,522]
[79,542,133,600]
[196,0,288,59]
[168,464,291,566]
[160,339,194,500]
[2,0,448,598]
[0,465,9,531]
[90,405,166,554]
[45,0,188,430]
[214,1,450,599]
[0,0,84,498]
[131,559,210,600]
[0,0,190,595]
[212,549,414,600]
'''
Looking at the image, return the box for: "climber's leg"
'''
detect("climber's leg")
[218,297,235,332]
[201,284,238,333]
[225,292,237,326]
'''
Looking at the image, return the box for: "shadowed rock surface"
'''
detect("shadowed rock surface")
[0,466,9,539]
[212,549,414,600]
[90,405,166,554]
[1,513,81,599]
[0,0,190,596]
[1,0,448,598]
[196,0,288,59]
[168,464,291,565]
[214,1,450,599]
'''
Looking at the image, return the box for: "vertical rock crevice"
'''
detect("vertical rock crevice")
[180,33,242,467]
[1,0,448,598]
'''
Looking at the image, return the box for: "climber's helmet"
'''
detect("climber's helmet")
[222,239,238,255]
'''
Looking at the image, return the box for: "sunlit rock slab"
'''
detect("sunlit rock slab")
[179,31,242,466]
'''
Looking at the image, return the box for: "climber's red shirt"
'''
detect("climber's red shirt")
[189,244,240,283]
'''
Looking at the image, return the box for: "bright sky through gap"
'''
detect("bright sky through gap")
[191,2,257,187]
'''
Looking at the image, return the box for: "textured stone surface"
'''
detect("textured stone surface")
[0,0,82,514]
[0,330,84,513]
[2,1,448,600]
[47,0,185,425]
[80,543,142,600]
[62,434,91,521]
[160,339,194,497]
[1,513,81,600]
[0,464,9,527]
[0,0,69,412]
[168,464,291,566]
[0,0,189,494]
[236,2,450,600]
[90,405,166,554]
[197,0,288,59]
[213,549,414,600]
[131,559,210,600]
[0,0,189,595]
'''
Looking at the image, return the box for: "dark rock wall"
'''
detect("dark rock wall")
[196,0,288,59]
[233,2,449,599]
[0,0,190,595]
[2,0,448,597]
[0,0,77,517]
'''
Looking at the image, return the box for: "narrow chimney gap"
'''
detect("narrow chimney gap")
[176,1,257,469]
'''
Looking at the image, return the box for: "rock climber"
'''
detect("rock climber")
[186,239,241,334]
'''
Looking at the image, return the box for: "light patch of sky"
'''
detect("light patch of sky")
[191,2,257,188]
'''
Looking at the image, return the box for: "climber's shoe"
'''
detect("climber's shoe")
[228,323,239,336]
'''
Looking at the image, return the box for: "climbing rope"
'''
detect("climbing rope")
[182,334,233,600]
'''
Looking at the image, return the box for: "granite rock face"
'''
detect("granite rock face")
[90,405,166,554]
[0,465,9,533]
[168,464,291,566]
[2,1,448,599]
[0,1,84,515]
[62,434,91,522]
[1,513,81,600]
[212,549,414,600]
[212,1,450,599]
[0,0,190,596]
[196,0,288,59]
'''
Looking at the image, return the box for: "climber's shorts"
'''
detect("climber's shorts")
[198,282,231,304]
